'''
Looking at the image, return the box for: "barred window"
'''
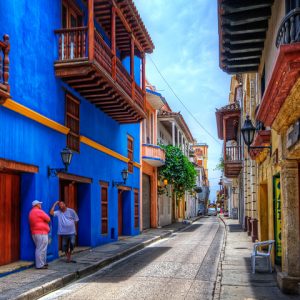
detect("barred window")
[101,183,108,234]
[66,93,80,152]
[134,190,139,228]
[127,136,133,173]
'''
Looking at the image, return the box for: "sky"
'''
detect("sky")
[134,0,231,202]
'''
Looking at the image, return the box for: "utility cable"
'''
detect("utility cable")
[148,55,222,145]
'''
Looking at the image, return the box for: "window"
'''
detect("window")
[134,190,139,228]
[66,93,80,152]
[261,66,265,99]
[62,0,83,29]
[127,136,133,173]
[100,183,108,235]
[285,0,298,13]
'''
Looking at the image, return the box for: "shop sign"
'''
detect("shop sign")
[286,120,300,149]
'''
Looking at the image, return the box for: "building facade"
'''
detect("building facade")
[0,0,154,266]
[218,0,300,293]
[157,104,194,224]
[140,85,165,230]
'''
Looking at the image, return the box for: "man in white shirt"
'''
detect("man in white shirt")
[50,200,79,263]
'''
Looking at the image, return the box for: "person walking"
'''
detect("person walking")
[50,200,79,263]
[29,200,51,269]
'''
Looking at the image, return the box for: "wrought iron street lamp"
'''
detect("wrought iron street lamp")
[48,147,73,177]
[112,168,129,187]
[241,115,272,155]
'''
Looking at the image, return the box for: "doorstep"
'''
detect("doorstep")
[0,261,33,278]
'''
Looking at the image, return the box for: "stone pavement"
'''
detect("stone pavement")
[214,217,299,300]
[0,219,198,300]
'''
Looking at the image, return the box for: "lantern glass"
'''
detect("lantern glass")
[241,116,256,146]
[121,169,129,183]
[61,147,73,169]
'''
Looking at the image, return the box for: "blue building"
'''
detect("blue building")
[0,0,154,266]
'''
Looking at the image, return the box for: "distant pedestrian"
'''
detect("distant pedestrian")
[50,200,79,263]
[29,200,50,269]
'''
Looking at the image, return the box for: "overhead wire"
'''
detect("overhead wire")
[148,55,222,145]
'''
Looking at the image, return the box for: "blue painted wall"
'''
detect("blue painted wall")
[0,0,141,262]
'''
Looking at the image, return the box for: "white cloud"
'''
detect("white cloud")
[135,0,231,200]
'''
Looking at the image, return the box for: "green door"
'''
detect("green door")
[273,174,282,265]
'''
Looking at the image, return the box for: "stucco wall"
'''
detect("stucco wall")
[260,0,285,88]
[0,0,141,261]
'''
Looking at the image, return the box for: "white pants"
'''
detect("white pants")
[32,234,48,268]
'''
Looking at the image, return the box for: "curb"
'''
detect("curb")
[14,220,199,300]
[213,216,227,300]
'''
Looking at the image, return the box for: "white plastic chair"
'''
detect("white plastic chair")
[251,240,275,274]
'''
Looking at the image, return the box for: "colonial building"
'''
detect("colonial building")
[218,0,300,293]
[0,0,153,267]
[141,84,165,230]
[193,143,210,214]
[157,104,194,224]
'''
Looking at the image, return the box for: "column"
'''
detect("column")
[172,122,175,146]
[111,6,116,80]
[280,160,300,278]
[130,36,135,99]
[88,0,94,60]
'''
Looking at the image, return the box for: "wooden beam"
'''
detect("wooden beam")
[58,172,92,183]
[0,158,38,173]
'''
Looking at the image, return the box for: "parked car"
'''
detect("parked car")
[207,208,217,216]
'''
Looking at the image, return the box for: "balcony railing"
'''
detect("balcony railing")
[0,34,10,102]
[142,144,165,167]
[225,146,241,162]
[276,8,300,48]
[224,146,242,178]
[55,27,144,108]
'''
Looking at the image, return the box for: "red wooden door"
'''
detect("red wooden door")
[118,190,123,236]
[0,173,20,266]
[59,180,78,249]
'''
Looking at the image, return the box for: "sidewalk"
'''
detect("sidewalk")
[0,219,199,300]
[215,217,298,300]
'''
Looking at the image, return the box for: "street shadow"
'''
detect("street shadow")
[79,246,172,283]
[228,224,243,232]
[180,224,202,232]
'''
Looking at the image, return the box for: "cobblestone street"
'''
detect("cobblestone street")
[40,217,224,300]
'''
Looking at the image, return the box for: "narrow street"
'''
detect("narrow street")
[40,217,224,300]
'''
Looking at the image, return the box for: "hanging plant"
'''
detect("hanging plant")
[158,145,197,198]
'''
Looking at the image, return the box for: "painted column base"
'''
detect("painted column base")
[277,272,300,295]
[250,218,258,242]
[247,217,252,236]
[244,216,248,231]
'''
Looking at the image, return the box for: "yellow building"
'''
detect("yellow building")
[218,0,300,293]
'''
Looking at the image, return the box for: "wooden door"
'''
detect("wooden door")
[62,0,83,29]
[118,190,123,236]
[59,180,78,249]
[142,174,151,229]
[60,180,77,211]
[0,173,20,266]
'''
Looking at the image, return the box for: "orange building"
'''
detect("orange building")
[140,84,165,229]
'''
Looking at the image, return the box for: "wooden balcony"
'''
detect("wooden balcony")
[54,27,145,123]
[257,8,300,127]
[224,146,242,178]
[142,144,165,167]
[0,35,10,104]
